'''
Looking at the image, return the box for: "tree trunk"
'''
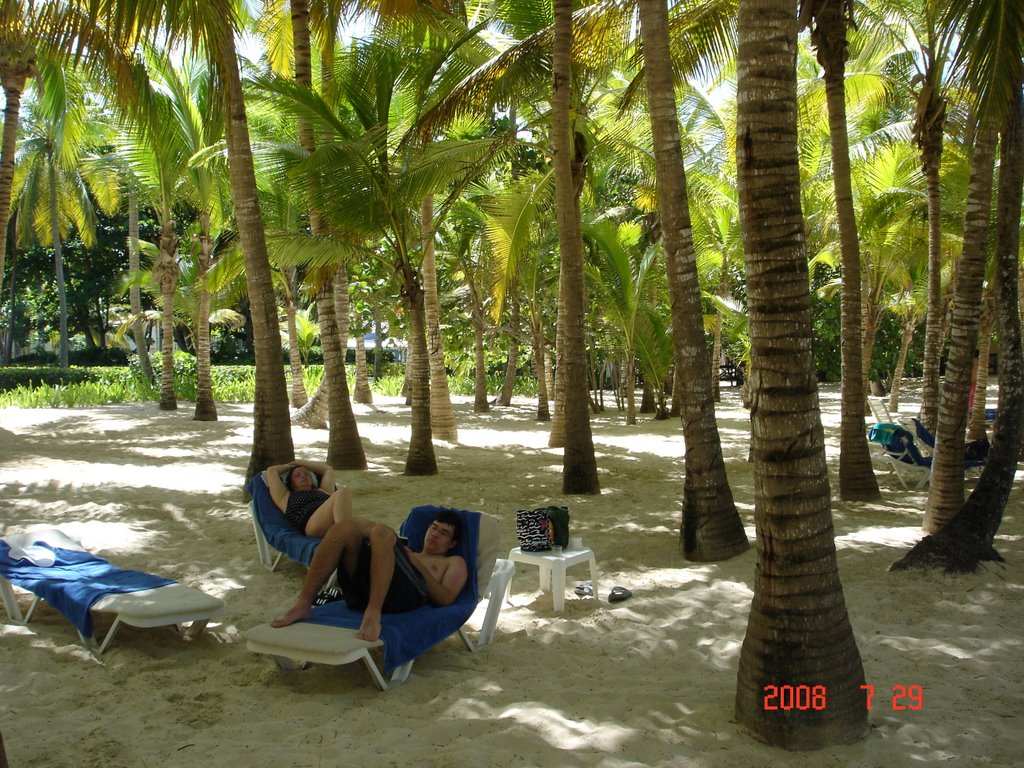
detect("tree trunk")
[155,215,179,410]
[808,0,880,501]
[193,211,218,421]
[403,279,437,475]
[967,291,995,442]
[552,0,599,494]
[498,293,520,406]
[888,316,918,413]
[126,191,154,382]
[421,196,458,441]
[918,96,948,431]
[318,277,366,469]
[923,125,997,533]
[468,279,490,413]
[284,271,308,408]
[219,38,296,483]
[895,88,1024,572]
[638,0,747,559]
[734,0,868,747]
[354,334,373,404]
[0,58,31,316]
[532,312,551,421]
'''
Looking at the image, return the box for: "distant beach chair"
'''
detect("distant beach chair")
[867,423,985,490]
[868,397,901,424]
[0,528,226,654]
[245,505,514,691]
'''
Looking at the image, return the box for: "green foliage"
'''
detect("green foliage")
[372,375,407,397]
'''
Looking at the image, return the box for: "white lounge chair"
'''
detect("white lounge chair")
[0,528,226,654]
[246,506,513,690]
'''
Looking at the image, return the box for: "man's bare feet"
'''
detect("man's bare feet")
[271,602,312,628]
[357,609,382,642]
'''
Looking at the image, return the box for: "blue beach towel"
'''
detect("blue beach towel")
[0,541,174,639]
[247,474,321,567]
[308,505,481,674]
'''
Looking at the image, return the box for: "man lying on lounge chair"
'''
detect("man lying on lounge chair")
[271,509,468,643]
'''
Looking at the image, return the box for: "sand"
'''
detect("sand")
[0,385,1021,768]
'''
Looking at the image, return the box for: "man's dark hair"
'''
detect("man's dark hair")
[433,509,463,545]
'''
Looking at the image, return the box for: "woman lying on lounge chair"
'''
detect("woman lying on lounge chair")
[264,460,352,538]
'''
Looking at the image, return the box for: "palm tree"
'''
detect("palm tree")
[13,66,119,368]
[860,0,959,431]
[733,0,867,747]
[636,0,747,559]
[421,194,458,438]
[94,0,296,479]
[801,0,880,501]
[481,173,559,422]
[551,0,599,494]
[920,120,997,533]
[0,21,36,328]
[895,0,1023,569]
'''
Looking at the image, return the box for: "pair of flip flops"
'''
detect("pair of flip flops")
[573,581,632,602]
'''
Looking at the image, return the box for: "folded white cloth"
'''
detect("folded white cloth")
[2,528,85,566]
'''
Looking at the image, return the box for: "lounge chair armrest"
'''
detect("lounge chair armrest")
[477,558,515,649]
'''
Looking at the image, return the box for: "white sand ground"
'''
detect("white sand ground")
[0,384,1021,768]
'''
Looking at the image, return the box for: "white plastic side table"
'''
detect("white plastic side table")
[506,546,600,612]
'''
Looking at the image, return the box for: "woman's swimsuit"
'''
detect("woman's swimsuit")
[284,490,328,532]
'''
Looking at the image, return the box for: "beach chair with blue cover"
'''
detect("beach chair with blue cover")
[868,422,985,490]
[245,504,514,690]
[248,472,322,571]
[0,528,226,654]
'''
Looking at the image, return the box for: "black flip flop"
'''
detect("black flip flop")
[608,586,632,603]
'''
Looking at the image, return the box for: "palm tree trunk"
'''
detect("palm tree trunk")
[923,124,998,533]
[895,86,1024,571]
[808,0,880,500]
[734,0,867,747]
[638,0,746,558]
[284,271,308,408]
[0,59,31,308]
[552,0,599,494]
[354,334,373,404]
[193,211,217,420]
[888,317,918,413]
[218,36,295,481]
[155,215,178,411]
[497,292,520,406]
[468,280,490,412]
[967,291,995,441]
[918,109,947,431]
[532,312,551,421]
[403,278,437,475]
[127,190,154,382]
[318,277,367,469]
[421,196,458,441]
[46,150,70,369]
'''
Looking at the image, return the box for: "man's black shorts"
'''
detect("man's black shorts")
[338,539,429,613]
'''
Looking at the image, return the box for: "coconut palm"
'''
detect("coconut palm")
[899,0,1024,556]
[481,172,560,421]
[635,0,748,558]
[733,0,867,747]
[89,0,296,479]
[859,0,960,431]
[255,25,508,474]
[13,66,119,368]
[800,0,882,500]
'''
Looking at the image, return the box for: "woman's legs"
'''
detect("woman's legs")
[303,486,354,537]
